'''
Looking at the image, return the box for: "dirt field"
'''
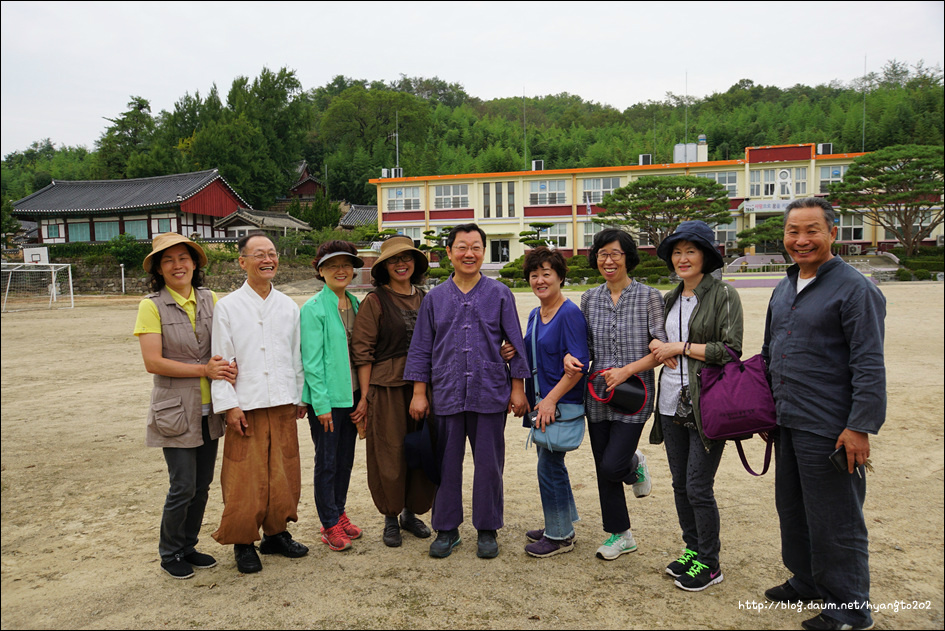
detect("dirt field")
[1,283,942,630]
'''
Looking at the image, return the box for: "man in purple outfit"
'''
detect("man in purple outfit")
[405,223,530,559]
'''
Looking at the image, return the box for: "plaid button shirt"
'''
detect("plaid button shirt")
[581,281,667,423]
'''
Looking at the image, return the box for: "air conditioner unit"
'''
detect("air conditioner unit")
[817,143,833,155]
[725,240,738,249]
[532,160,544,171]
[639,154,652,166]
[937,235,945,247]
[391,167,403,178]
[847,244,862,255]
[381,168,389,178]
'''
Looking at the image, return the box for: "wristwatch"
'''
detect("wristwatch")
[684,341,692,357]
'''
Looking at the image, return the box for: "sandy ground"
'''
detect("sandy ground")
[1,283,943,630]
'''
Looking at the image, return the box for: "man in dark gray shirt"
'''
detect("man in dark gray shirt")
[762,197,886,631]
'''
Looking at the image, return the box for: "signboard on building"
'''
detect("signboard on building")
[743,200,792,214]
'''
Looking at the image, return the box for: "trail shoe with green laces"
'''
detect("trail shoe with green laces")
[595,531,638,560]
[666,548,698,578]
[674,559,724,591]
[631,450,652,498]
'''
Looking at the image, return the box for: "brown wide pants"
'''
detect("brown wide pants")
[212,404,301,545]
[365,384,436,517]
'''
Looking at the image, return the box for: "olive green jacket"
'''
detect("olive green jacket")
[649,273,744,451]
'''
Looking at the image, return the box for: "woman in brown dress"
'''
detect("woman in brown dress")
[352,236,437,547]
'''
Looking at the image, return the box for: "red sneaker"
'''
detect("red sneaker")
[337,512,362,540]
[320,524,351,551]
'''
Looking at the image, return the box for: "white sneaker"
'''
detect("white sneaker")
[631,450,652,498]
[595,531,638,560]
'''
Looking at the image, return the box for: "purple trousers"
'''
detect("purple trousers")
[431,411,506,531]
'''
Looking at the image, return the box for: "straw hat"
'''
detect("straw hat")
[371,235,429,280]
[142,233,208,272]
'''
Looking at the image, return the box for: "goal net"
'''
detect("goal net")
[1,262,74,312]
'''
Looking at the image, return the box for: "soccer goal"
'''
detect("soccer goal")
[1,262,74,312]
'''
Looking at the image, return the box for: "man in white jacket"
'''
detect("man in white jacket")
[210,232,308,574]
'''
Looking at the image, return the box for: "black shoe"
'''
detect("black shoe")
[383,516,402,547]
[801,613,874,631]
[161,554,194,579]
[183,550,217,569]
[429,529,461,558]
[259,531,309,558]
[764,580,819,603]
[399,511,432,539]
[477,529,499,559]
[234,544,262,574]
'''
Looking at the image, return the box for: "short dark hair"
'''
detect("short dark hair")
[238,231,270,253]
[313,240,358,281]
[523,247,568,287]
[446,223,487,248]
[146,244,206,293]
[785,197,836,229]
[588,228,640,273]
[372,251,427,287]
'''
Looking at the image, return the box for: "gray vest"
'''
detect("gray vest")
[145,287,226,448]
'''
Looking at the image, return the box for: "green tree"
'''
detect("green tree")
[736,216,789,260]
[518,222,555,248]
[1,197,21,247]
[829,144,945,256]
[94,96,156,178]
[596,175,732,248]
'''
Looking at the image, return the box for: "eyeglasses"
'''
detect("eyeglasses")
[597,251,625,261]
[241,250,279,261]
[322,262,354,272]
[451,245,484,255]
[386,254,414,264]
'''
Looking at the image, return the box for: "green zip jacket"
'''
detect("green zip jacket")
[300,287,360,417]
[649,273,744,450]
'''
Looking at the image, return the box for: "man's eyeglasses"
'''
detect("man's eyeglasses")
[241,250,280,261]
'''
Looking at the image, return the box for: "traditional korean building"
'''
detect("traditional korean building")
[12,169,249,243]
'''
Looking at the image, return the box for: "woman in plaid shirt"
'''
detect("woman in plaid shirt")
[565,229,666,560]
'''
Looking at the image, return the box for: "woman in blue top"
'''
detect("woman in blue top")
[300,240,365,552]
[520,247,590,558]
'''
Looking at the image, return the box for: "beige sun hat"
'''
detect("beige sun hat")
[142,233,208,272]
[371,235,429,280]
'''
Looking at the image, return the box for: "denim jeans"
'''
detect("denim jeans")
[536,445,579,540]
[159,416,217,562]
[308,395,359,530]
[776,427,872,628]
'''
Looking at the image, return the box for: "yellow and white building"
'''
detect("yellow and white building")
[370,142,936,264]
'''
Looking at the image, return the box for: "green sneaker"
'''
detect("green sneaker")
[595,531,637,560]
[666,548,698,578]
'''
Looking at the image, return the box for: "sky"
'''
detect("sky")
[1,0,943,157]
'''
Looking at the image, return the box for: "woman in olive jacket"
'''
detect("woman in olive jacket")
[648,221,744,593]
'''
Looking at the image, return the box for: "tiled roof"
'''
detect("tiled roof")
[11,169,251,215]
[340,205,377,228]
[214,208,312,231]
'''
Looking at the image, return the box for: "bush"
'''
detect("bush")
[427,267,451,279]
[901,259,944,272]
[647,274,662,285]
[566,267,593,280]
[499,255,525,279]
[914,268,931,280]
[896,269,913,281]
[567,254,589,269]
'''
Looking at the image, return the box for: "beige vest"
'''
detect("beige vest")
[145,287,226,448]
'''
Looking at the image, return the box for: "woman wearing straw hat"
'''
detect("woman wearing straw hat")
[300,240,367,552]
[351,235,436,547]
[133,233,237,579]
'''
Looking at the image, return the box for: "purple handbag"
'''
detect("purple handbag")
[699,344,777,475]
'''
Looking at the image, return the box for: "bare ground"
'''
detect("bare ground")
[1,284,942,630]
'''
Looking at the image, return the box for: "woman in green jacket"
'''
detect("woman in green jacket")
[301,240,365,552]
[649,221,744,593]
